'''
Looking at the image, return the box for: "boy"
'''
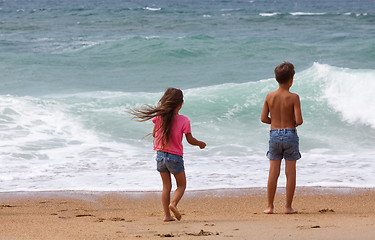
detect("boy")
[261,62,303,214]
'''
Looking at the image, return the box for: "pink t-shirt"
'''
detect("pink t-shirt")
[152,115,191,156]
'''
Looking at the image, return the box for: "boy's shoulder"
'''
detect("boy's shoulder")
[289,91,300,99]
[265,91,300,106]
[267,90,299,98]
[265,90,277,98]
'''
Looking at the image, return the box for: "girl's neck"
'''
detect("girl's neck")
[174,103,183,115]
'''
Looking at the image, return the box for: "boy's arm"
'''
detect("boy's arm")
[294,95,303,127]
[261,97,271,124]
[185,133,206,149]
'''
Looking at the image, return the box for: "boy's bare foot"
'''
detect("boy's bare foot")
[263,207,274,214]
[285,207,297,214]
[163,217,175,222]
[169,204,182,220]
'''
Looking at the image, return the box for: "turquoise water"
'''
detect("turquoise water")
[0,0,375,191]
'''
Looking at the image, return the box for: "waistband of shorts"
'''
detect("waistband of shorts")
[270,129,297,134]
[157,151,182,157]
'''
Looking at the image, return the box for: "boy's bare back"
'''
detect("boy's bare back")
[261,88,303,130]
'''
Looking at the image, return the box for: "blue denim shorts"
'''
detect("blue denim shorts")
[156,151,185,174]
[267,129,301,161]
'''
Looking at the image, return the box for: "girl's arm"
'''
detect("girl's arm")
[185,133,206,149]
[152,125,156,138]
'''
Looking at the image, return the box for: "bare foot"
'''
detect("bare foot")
[163,217,175,222]
[263,207,274,214]
[285,208,298,214]
[169,204,182,221]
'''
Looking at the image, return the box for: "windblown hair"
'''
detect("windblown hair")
[274,62,295,84]
[129,88,184,148]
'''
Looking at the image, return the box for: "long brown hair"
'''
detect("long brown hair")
[129,88,184,148]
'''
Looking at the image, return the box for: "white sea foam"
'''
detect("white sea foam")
[220,9,240,11]
[30,38,54,42]
[313,63,375,128]
[259,12,280,17]
[356,13,368,16]
[343,12,368,16]
[144,35,161,39]
[0,95,146,191]
[143,7,161,11]
[290,12,326,16]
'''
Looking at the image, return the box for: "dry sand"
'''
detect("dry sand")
[1,187,374,239]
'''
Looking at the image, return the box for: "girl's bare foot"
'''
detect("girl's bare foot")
[263,207,274,214]
[285,207,297,214]
[169,204,182,220]
[163,217,175,222]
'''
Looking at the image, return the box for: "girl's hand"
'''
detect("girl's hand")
[185,133,206,149]
[198,141,206,149]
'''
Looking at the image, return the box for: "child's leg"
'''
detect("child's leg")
[169,171,186,220]
[285,160,297,214]
[160,172,174,221]
[264,160,281,214]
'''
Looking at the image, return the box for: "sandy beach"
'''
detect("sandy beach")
[0,187,374,239]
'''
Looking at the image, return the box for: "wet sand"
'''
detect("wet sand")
[1,187,374,239]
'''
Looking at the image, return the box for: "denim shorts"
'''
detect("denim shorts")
[156,151,185,174]
[267,129,301,161]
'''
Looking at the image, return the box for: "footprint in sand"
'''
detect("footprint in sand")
[110,217,126,221]
[156,233,174,237]
[319,208,335,213]
[0,204,16,208]
[297,225,321,230]
[75,214,94,217]
[186,229,218,236]
[94,217,132,222]
[204,223,215,226]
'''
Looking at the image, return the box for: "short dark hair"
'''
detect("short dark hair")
[274,62,295,84]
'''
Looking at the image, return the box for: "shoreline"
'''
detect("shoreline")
[1,186,375,239]
[0,186,373,199]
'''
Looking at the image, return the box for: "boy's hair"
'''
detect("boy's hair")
[274,62,295,84]
[129,88,184,148]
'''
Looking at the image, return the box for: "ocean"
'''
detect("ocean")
[0,0,375,192]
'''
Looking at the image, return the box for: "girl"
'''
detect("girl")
[130,88,206,221]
